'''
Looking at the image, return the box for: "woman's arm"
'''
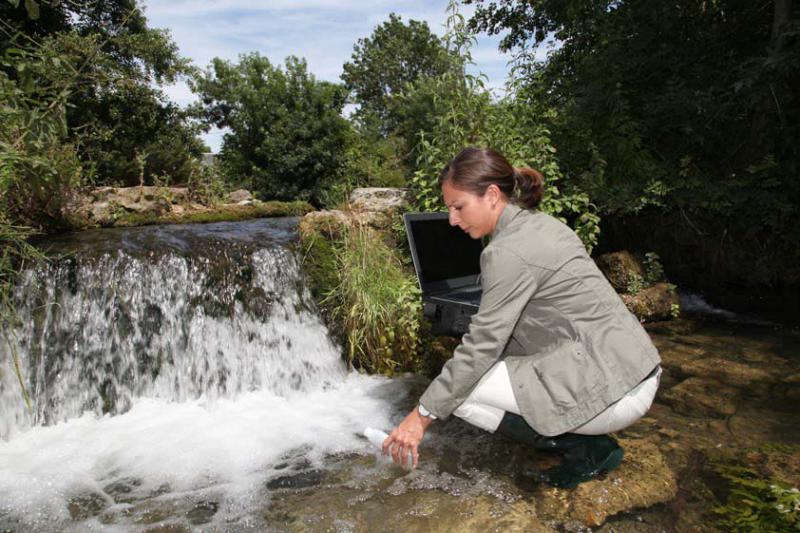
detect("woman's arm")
[419,245,539,418]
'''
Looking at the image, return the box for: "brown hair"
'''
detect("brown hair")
[437,147,544,209]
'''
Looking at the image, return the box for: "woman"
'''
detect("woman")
[383,147,662,489]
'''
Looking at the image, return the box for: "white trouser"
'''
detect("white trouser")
[452,361,661,436]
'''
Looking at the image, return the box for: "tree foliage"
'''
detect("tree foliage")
[468,0,800,283]
[342,13,453,135]
[192,54,351,204]
[1,0,203,186]
[409,2,600,250]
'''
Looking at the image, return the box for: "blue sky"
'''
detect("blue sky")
[141,0,534,152]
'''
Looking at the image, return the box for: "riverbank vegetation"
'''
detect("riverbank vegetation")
[2,0,799,320]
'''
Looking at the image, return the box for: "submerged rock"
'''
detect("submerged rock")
[536,438,678,527]
[659,377,739,418]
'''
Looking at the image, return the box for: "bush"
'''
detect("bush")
[305,222,423,375]
[192,54,351,205]
[405,1,601,251]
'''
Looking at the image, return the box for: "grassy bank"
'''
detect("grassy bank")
[103,201,314,228]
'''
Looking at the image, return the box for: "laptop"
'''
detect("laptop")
[403,212,484,309]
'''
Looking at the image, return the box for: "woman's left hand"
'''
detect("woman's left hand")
[382,407,433,469]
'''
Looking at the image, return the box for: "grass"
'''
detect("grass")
[302,220,423,375]
[112,200,314,227]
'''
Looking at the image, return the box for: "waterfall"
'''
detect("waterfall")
[0,220,400,531]
[1,238,343,438]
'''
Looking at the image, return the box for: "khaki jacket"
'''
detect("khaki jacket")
[419,204,661,436]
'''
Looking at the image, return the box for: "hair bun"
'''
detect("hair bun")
[513,167,544,209]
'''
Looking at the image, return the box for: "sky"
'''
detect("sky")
[140,0,527,153]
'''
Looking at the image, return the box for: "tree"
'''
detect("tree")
[192,54,351,204]
[0,0,203,186]
[342,13,453,135]
[468,0,800,287]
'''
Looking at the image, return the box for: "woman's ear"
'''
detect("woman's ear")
[485,184,502,207]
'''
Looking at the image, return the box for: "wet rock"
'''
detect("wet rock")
[142,524,190,533]
[349,187,408,212]
[266,469,326,490]
[68,492,108,520]
[743,446,800,487]
[227,189,253,203]
[186,500,219,525]
[103,476,143,503]
[659,377,738,418]
[537,438,678,528]
[595,251,645,292]
[620,282,679,323]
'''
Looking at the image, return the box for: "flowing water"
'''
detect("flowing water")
[0,219,404,532]
[1,219,798,532]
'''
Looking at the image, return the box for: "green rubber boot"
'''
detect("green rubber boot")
[496,413,624,489]
[543,434,624,489]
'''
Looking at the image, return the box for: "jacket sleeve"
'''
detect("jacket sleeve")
[419,244,539,419]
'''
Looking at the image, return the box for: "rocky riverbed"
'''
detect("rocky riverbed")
[57,316,794,533]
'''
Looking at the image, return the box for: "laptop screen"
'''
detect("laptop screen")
[404,213,483,291]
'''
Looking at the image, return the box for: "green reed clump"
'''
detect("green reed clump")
[0,215,43,412]
[325,223,422,375]
[714,462,800,532]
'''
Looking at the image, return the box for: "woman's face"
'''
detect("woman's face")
[442,180,503,239]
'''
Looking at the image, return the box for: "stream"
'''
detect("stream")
[1,219,798,532]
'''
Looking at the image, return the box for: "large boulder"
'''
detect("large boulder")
[620,282,680,322]
[349,187,408,212]
[595,251,646,292]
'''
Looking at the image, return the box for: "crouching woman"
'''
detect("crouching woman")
[383,147,662,488]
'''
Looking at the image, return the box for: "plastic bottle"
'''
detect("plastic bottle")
[363,427,415,466]
[363,427,389,449]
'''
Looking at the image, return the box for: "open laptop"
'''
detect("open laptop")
[403,212,484,309]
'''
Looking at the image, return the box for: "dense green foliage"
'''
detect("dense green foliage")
[342,13,453,136]
[0,35,84,229]
[1,0,203,187]
[192,54,351,205]
[468,0,800,284]
[407,2,600,250]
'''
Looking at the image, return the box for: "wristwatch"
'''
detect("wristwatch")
[418,404,437,420]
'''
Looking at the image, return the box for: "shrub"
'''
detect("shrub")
[321,223,423,374]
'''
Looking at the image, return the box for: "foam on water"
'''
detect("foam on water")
[0,223,404,530]
[0,372,398,530]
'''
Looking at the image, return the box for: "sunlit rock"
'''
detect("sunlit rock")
[536,438,678,528]
[621,282,680,322]
[227,188,253,203]
[349,187,408,212]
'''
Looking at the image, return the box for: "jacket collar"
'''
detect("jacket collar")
[491,202,523,239]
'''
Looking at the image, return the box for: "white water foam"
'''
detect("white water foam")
[0,372,400,531]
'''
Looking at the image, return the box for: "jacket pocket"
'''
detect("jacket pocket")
[531,342,606,413]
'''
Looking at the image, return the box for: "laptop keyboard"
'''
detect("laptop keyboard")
[441,288,482,305]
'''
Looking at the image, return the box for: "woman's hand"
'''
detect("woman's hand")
[382,407,434,469]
